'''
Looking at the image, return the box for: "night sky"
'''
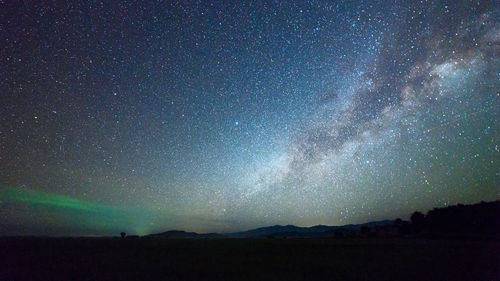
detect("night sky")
[1,0,499,236]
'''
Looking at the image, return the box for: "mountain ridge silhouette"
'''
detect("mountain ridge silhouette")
[148,220,393,239]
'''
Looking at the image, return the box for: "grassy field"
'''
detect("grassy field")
[1,237,498,281]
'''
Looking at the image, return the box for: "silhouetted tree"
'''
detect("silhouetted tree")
[393,218,403,227]
[411,212,425,225]
[120,232,126,239]
[411,211,425,232]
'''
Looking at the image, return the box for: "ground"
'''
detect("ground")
[1,237,499,280]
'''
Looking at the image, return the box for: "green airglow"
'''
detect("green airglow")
[0,187,104,212]
[0,186,161,235]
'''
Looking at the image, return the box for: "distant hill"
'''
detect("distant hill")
[224,220,393,238]
[147,220,393,239]
[148,230,222,239]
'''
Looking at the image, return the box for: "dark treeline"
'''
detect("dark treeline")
[390,200,500,237]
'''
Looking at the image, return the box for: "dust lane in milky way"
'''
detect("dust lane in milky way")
[0,0,499,235]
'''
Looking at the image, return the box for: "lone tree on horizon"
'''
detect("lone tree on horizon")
[120,232,126,239]
[411,212,425,225]
[411,211,425,232]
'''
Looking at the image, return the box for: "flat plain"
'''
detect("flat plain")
[1,237,499,281]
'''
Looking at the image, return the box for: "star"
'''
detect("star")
[0,0,497,236]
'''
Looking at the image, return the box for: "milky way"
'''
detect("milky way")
[1,0,499,235]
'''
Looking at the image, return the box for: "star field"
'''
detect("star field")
[0,0,499,235]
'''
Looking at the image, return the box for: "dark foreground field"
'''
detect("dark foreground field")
[1,237,499,281]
